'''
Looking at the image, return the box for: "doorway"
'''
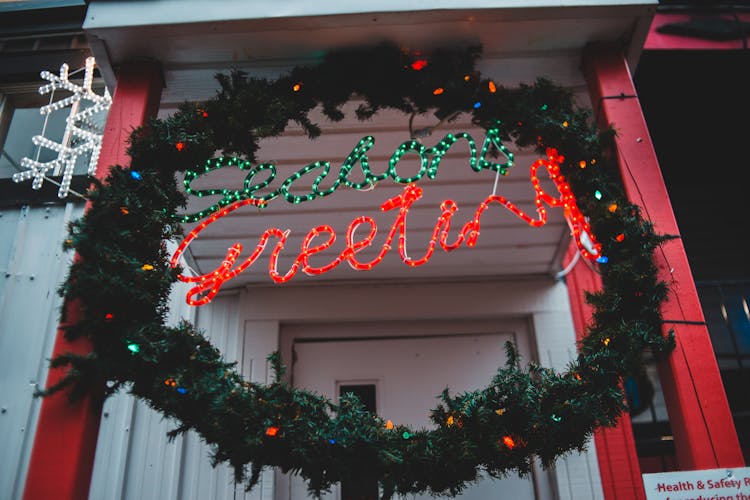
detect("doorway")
[278,318,542,499]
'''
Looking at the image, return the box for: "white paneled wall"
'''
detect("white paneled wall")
[88,276,602,499]
[89,290,279,500]
[0,203,85,500]
[533,303,605,500]
[246,279,605,500]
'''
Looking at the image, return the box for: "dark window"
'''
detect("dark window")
[697,281,750,462]
[339,384,376,413]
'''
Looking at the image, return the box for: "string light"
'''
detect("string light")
[616,233,625,242]
[433,88,444,95]
[180,126,514,222]
[411,59,428,71]
[502,436,515,449]
[127,343,140,353]
[292,83,302,92]
[608,203,618,213]
[446,415,455,426]
[175,142,185,151]
[172,148,601,305]
[488,81,496,93]
[594,190,602,200]
[402,431,411,439]
[495,408,506,416]
[120,207,129,215]
[176,387,188,394]
[385,420,394,430]
[164,378,177,387]
[131,171,142,180]
[266,426,280,437]
[551,414,562,422]
[141,264,154,271]
[579,160,587,169]
[473,102,482,109]
[104,313,114,321]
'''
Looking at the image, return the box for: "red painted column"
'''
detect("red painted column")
[23,61,163,500]
[583,47,745,470]
[563,244,646,500]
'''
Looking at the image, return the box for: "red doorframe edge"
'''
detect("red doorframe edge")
[23,61,163,500]
[563,243,647,500]
[582,46,745,472]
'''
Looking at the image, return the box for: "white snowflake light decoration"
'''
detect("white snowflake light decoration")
[13,56,112,198]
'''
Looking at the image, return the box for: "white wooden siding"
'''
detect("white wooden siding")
[87,277,604,500]
[0,202,85,500]
[88,289,277,500]
[86,253,202,500]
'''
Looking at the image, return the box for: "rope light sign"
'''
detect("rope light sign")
[171,126,602,305]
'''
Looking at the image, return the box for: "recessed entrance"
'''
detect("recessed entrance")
[278,318,541,499]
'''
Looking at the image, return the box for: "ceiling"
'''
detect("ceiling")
[83,2,655,288]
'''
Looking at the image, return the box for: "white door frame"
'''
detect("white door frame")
[236,278,603,500]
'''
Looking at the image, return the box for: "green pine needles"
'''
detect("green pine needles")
[50,43,674,497]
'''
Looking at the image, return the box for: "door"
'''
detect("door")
[278,319,540,499]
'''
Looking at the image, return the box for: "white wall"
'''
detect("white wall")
[88,281,279,500]
[0,202,85,500]
[244,278,604,499]
[533,310,605,500]
[88,256,276,500]
[88,277,604,499]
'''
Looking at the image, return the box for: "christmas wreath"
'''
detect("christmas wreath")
[50,44,674,497]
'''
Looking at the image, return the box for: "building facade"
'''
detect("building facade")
[0,1,746,499]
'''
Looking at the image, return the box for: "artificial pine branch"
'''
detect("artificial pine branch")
[47,42,673,496]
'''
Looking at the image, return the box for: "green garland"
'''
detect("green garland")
[50,43,674,497]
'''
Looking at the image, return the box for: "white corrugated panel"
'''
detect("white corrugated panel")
[89,288,273,500]
[0,202,85,500]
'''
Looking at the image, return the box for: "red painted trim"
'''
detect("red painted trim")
[583,47,745,470]
[645,12,750,50]
[23,62,163,500]
[97,62,164,172]
[563,243,646,500]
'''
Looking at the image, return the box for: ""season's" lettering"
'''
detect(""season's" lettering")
[180,126,514,222]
